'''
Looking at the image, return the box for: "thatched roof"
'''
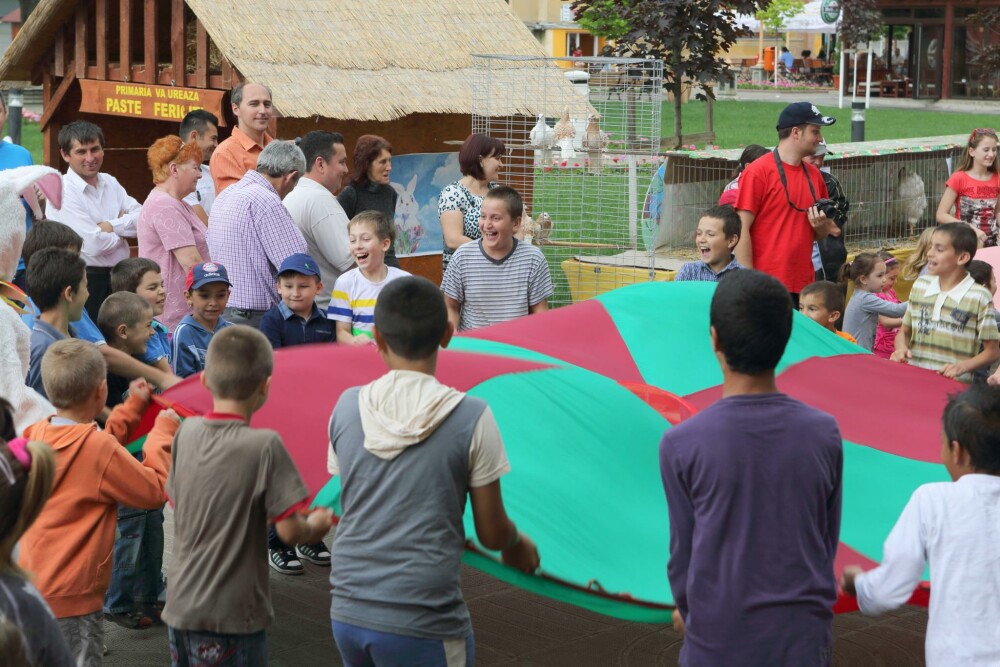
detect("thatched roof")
[0,0,591,121]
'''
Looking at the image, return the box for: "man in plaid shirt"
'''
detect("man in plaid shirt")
[207,141,308,328]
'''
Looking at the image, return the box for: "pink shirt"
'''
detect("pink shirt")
[872,287,901,359]
[946,171,1000,246]
[137,189,210,331]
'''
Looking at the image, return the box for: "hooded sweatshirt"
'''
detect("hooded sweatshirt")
[19,393,177,618]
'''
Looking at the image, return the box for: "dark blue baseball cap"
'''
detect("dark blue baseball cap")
[777,102,836,130]
[185,261,231,290]
[278,253,321,278]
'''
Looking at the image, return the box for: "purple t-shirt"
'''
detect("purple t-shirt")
[659,393,842,667]
[137,188,210,331]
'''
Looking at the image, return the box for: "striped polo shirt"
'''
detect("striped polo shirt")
[903,273,999,383]
[441,239,553,331]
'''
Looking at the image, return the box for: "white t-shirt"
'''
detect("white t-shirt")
[327,266,409,337]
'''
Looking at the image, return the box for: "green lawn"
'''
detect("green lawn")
[14,121,43,164]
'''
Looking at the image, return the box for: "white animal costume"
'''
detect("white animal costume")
[0,165,63,434]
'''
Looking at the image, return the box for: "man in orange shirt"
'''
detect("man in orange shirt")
[210,82,274,195]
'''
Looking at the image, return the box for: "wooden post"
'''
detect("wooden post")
[54,25,65,77]
[119,0,131,81]
[170,0,185,83]
[143,0,157,83]
[95,0,108,80]
[74,6,86,80]
[194,19,208,88]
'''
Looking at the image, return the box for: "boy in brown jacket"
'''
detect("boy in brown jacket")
[19,339,179,666]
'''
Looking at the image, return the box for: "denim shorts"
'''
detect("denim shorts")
[332,620,474,667]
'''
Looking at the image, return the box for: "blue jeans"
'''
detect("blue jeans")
[332,620,474,667]
[103,506,165,614]
[168,628,267,667]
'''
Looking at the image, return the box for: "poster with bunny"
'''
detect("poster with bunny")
[389,152,460,256]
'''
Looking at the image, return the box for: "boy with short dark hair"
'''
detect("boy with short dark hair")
[171,262,233,378]
[675,205,743,282]
[25,247,88,398]
[892,222,1000,382]
[842,382,1000,667]
[659,270,842,666]
[442,186,553,331]
[111,257,171,374]
[163,326,331,664]
[97,292,154,408]
[799,280,857,343]
[328,276,540,664]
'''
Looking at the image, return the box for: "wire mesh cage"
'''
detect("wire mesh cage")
[657,136,967,253]
[471,54,663,307]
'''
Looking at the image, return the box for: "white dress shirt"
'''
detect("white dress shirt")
[45,169,141,267]
[855,474,1000,667]
[182,164,215,216]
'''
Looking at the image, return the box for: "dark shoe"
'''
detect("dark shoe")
[295,542,331,566]
[104,610,154,630]
[137,601,165,626]
[268,547,304,575]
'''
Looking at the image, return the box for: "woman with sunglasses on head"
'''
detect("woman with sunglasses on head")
[137,136,211,330]
[937,128,1000,247]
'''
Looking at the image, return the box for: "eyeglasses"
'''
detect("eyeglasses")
[970,128,997,143]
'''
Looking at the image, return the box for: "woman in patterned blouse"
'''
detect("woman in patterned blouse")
[438,133,504,269]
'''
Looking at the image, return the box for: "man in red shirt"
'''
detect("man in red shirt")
[735,102,841,300]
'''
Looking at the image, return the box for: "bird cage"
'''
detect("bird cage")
[471,54,663,307]
[656,136,967,252]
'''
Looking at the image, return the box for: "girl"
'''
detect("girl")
[872,251,903,359]
[968,259,1000,381]
[841,252,908,351]
[0,398,75,667]
[901,226,935,281]
[718,144,768,206]
[936,128,999,246]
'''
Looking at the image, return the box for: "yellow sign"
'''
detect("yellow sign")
[79,80,226,124]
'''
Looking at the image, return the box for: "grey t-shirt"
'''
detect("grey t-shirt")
[0,573,76,667]
[162,417,309,634]
[843,290,908,351]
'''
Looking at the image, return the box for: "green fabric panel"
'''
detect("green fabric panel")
[126,435,145,455]
[447,337,571,367]
[595,282,863,396]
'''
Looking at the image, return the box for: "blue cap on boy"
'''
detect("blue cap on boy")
[186,262,232,291]
[278,253,321,278]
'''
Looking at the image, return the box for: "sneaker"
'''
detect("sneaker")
[295,542,331,566]
[104,610,154,630]
[268,547,304,575]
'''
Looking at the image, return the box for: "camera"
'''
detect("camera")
[814,198,839,219]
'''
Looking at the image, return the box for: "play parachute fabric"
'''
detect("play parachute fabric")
[140,282,954,622]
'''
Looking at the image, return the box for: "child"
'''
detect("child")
[841,382,1000,667]
[172,262,233,377]
[111,258,171,375]
[442,186,553,331]
[260,252,333,574]
[660,270,842,666]
[329,211,409,345]
[872,251,904,359]
[901,226,936,282]
[19,339,177,665]
[328,277,539,663]
[936,128,999,246]
[97,292,154,408]
[162,326,331,664]
[25,247,88,398]
[841,252,908,351]
[674,205,743,282]
[967,260,1000,381]
[0,399,76,667]
[798,280,857,344]
[893,223,1000,382]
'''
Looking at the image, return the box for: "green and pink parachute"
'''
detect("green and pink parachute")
[133,282,955,622]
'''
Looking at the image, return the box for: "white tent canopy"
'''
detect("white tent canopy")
[734,0,841,35]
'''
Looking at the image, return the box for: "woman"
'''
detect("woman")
[438,133,505,269]
[137,136,209,330]
[337,135,400,268]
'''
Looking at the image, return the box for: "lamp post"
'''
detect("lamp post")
[7,88,23,145]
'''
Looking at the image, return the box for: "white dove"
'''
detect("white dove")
[529,114,554,148]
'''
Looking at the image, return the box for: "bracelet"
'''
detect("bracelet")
[503,529,521,551]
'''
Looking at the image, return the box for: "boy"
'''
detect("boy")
[260,252,333,574]
[674,205,743,282]
[96,292,154,408]
[442,186,553,331]
[841,382,1000,667]
[172,262,233,377]
[799,280,857,343]
[892,222,999,382]
[19,339,178,665]
[328,211,409,345]
[659,270,842,667]
[328,277,540,663]
[111,257,171,375]
[25,247,88,398]
[163,326,331,665]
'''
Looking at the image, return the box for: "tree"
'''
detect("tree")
[573,0,769,147]
[756,0,804,85]
[967,8,1000,88]
[839,0,882,48]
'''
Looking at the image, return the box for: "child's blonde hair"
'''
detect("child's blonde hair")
[902,226,936,281]
[348,210,396,246]
[204,326,274,401]
[40,340,107,409]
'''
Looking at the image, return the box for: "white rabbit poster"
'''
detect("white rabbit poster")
[389,152,461,256]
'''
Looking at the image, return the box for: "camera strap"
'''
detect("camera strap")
[772,148,819,213]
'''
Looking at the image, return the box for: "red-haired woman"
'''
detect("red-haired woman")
[337,135,399,267]
[438,133,504,269]
[137,135,209,330]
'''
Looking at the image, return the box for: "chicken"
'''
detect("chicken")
[521,212,553,247]
[894,167,927,239]
[553,107,576,160]
[583,113,606,174]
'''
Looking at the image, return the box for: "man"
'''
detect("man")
[179,109,219,225]
[210,82,273,195]
[207,140,308,328]
[46,120,141,320]
[803,141,850,282]
[735,102,840,303]
[282,131,353,311]
[0,92,34,289]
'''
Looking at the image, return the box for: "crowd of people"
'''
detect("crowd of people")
[0,88,999,667]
